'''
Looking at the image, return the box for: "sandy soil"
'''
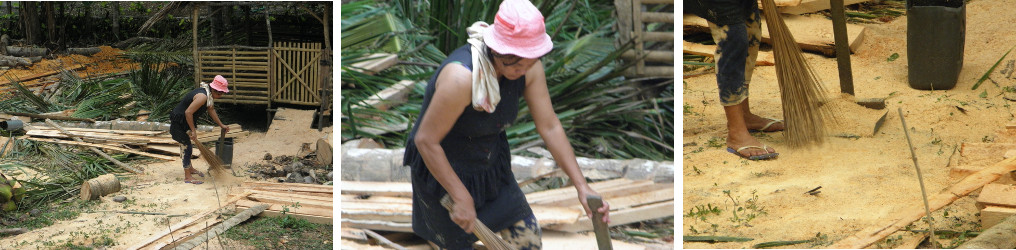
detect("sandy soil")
[682,0,1016,248]
[0,108,332,249]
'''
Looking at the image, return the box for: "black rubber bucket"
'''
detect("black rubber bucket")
[216,138,234,166]
[907,0,965,90]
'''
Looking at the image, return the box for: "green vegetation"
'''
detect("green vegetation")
[341,0,674,161]
[222,216,332,250]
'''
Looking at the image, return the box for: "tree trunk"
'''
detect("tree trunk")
[957,214,1016,249]
[242,6,251,46]
[21,2,40,45]
[111,2,120,40]
[83,2,92,40]
[45,2,55,46]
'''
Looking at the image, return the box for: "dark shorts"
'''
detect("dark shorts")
[169,114,190,146]
[709,7,762,106]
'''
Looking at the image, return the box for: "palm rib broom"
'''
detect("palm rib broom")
[193,139,227,174]
[761,0,830,147]
[440,194,515,250]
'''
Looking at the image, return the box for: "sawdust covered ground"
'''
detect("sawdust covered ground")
[682,0,1016,248]
[0,46,137,94]
[0,108,332,248]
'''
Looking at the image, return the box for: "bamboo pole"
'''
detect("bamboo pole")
[44,119,143,174]
[193,4,200,88]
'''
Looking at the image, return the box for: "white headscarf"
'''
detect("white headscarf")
[199,82,214,107]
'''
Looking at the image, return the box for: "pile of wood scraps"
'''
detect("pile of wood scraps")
[22,123,246,162]
[340,178,674,233]
[237,181,333,225]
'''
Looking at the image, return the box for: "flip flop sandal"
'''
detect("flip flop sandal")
[750,118,784,133]
[185,180,204,185]
[727,145,779,161]
[192,170,205,178]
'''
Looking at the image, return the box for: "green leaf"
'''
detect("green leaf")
[973,44,1016,90]
[887,53,899,62]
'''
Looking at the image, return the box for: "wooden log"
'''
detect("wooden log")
[170,204,269,250]
[0,56,32,67]
[0,228,28,236]
[682,41,775,66]
[80,174,121,200]
[5,46,48,57]
[830,156,1016,248]
[957,214,1016,249]
[66,47,102,56]
[43,119,145,174]
[683,14,866,55]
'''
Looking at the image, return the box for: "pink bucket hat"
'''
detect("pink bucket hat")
[210,75,229,93]
[483,0,553,59]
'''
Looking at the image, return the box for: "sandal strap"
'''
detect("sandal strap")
[735,144,774,153]
[760,118,783,131]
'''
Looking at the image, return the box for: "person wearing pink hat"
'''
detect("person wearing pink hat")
[169,75,231,184]
[402,0,610,248]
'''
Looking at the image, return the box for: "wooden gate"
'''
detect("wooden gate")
[271,42,323,106]
[616,0,674,78]
[197,46,271,105]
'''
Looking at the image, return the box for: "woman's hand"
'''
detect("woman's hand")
[220,124,230,133]
[187,130,199,143]
[577,186,611,224]
[449,195,477,234]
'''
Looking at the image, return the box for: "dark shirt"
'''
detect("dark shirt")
[685,0,759,26]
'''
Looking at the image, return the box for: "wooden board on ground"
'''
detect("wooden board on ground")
[542,230,649,249]
[525,178,636,204]
[683,40,775,66]
[127,191,252,250]
[26,137,176,161]
[976,183,1016,208]
[531,181,660,207]
[243,206,333,225]
[246,193,334,209]
[341,218,412,232]
[951,165,986,179]
[683,14,866,56]
[544,200,674,233]
[778,0,873,14]
[244,181,334,194]
[980,205,1016,229]
[236,199,332,218]
[340,181,412,197]
[960,143,1016,166]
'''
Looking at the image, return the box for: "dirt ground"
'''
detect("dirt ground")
[682,0,1016,248]
[0,108,332,248]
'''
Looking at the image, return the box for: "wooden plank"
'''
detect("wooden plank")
[779,0,872,15]
[682,40,776,66]
[543,200,674,233]
[253,189,334,202]
[347,53,397,75]
[950,165,986,179]
[831,156,1016,248]
[342,209,412,223]
[530,180,656,206]
[27,137,175,161]
[340,181,412,197]
[526,178,636,202]
[981,205,1016,229]
[531,205,583,225]
[961,143,1016,165]
[247,193,334,209]
[976,183,1016,208]
[683,14,867,55]
[242,206,333,225]
[127,191,252,250]
[341,218,412,232]
[341,194,412,204]
[236,199,332,217]
[359,80,417,111]
[596,186,674,210]
[244,181,334,192]
[145,217,224,250]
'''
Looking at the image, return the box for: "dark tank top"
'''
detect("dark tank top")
[171,88,210,120]
[402,45,533,248]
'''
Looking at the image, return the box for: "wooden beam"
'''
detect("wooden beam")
[42,120,146,174]
[830,156,1016,248]
[348,53,397,75]
[980,206,1016,230]
[976,183,1016,208]
[170,204,269,250]
[543,200,674,233]
[26,137,175,161]
[339,181,412,197]
[682,41,775,66]
[684,14,867,55]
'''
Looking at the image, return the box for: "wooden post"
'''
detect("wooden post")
[193,4,200,88]
[44,119,143,174]
[830,0,854,95]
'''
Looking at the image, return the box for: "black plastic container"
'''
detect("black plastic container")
[907,0,965,90]
[216,138,234,166]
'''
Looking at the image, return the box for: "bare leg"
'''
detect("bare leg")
[725,101,776,157]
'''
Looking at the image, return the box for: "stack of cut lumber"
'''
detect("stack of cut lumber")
[236,181,333,225]
[23,124,245,161]
[340,178,674,233]
[976,183,1016,229]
